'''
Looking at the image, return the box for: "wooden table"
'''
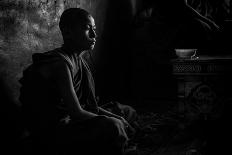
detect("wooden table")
[171,56,232,120]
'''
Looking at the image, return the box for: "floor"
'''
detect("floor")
[4,100,230,155]
[130,102,228,155]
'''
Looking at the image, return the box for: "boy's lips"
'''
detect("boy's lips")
[90,40,96,45]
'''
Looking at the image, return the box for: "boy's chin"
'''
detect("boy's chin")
[89,45,95,50]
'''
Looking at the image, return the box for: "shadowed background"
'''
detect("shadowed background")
[1,0,232,110]
[1,0,232,154]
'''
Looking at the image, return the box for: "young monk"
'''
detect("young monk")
[19,8,136,155]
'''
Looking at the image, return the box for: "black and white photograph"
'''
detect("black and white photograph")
[1,0,232,155]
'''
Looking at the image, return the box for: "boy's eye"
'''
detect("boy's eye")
[88,25,96,28]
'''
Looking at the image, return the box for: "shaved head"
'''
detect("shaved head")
[59,8,91,35]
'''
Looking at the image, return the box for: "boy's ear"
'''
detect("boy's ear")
[62,28,72,40]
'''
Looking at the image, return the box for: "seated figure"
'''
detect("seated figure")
[19,8,136,155]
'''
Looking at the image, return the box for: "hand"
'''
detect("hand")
[119,117,136,136]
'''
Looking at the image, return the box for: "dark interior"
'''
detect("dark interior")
[1,0,232,154]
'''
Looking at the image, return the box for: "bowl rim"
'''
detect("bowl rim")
[175,49,197,52]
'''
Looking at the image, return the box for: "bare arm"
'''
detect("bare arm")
[98,106,136,135]
[53,61,98,121]
[98,106,122,119]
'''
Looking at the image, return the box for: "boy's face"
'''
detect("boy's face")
[69,15,97,51]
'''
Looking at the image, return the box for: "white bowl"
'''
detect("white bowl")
[175,49,197,59]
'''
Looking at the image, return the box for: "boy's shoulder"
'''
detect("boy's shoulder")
[22,48,66,80]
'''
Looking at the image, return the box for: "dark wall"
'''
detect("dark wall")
[94,0,135,103]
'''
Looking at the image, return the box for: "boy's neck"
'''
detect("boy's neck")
[62,43,82,56]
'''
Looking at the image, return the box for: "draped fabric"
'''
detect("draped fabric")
[19,47,99,134]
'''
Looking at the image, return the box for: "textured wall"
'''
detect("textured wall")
[0,0,107,105]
